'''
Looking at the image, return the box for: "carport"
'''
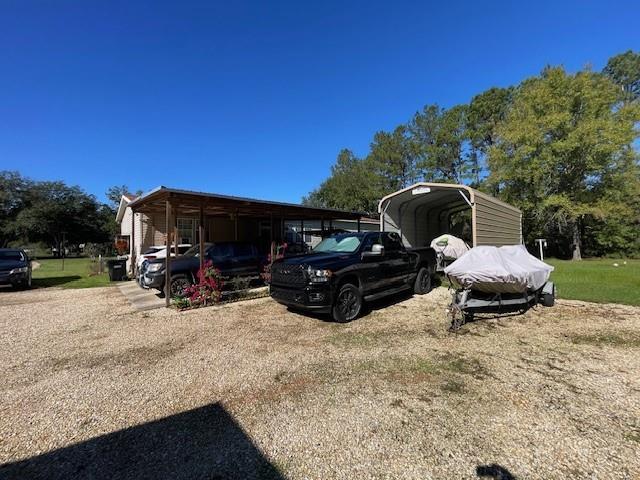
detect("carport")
[378,182,522,249]
[128,187,363,306]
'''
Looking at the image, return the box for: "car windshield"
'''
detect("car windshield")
[313,235,362,253]
[142,247,162,255]
[0,251,25,261]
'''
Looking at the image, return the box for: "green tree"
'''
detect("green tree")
[13,181,113,255]
[302,149,381,214]
[0,171,33,247]
[466,87,513,186]
[488,66,640,260]
[366,125,419,192]
[106,185,143,210]
[410,104,470,183]
[603,50,640,104]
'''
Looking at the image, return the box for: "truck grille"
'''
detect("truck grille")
[270,263,306,286]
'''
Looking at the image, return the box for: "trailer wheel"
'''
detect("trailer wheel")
[541,286,555,307]
[332,283,363,323]
[414,267,432,294]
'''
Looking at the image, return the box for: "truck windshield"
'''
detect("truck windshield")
[313,236,362,253]
[183,244,214,257]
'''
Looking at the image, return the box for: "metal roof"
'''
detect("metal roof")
[128,186,365,220]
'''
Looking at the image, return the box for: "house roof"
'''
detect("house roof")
[115,195,135,223]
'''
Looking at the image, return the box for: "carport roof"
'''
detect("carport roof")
[128,186,364,220]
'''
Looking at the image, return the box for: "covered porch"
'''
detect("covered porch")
[128,187,364,306]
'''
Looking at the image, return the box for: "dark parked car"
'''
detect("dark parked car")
[0,248,32,290]
[141,242,264,296]
[269,231,437,322]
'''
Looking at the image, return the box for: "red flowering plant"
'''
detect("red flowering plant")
[261,242,287,283]
[177,260,224,309]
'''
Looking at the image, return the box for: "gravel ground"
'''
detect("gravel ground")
[1,285,639,479]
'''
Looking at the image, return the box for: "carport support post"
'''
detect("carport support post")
[357,218,361,232]
[173,208,179,283]
[164,200,172,307]
[234,209,239,241]
[199,204,204,273]
[130,211,136,276]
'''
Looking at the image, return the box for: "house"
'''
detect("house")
[115,187,378,276]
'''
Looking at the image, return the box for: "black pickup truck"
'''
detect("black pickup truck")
[141,242,263,296]
[269,231,436,322]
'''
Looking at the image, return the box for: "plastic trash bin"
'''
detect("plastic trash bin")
[107,259,127,281]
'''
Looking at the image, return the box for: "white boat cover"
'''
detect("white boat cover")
[430,234,469,260]
[444,245,554,293]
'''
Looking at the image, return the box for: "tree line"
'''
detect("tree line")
[303,51,640,259]
[0,171,139,256]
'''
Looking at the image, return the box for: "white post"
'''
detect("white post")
[535,238,547,260]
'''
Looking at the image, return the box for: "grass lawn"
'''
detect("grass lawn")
[32,257,114,289]
[546,258,640,306]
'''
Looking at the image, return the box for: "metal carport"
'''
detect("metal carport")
[378,182,522,249]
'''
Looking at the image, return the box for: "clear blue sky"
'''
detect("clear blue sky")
[1,1,637,205]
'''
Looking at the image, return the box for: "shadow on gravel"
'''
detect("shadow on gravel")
[476,463,517,479]
[0,403,285,480]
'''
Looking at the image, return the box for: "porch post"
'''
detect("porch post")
[199,204,205,273]
[174,206,179,280]
[234,209,239,241]
[130,210,136,276]
[164,200,172,307]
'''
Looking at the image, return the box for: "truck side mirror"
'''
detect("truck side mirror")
[362,244,384,259]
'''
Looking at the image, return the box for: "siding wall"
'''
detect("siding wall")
[473,192,522,246]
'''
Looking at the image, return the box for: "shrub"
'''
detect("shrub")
[176,260,223,308]
[261,241,288,283]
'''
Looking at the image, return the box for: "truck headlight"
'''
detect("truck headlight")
[307,266,332,283]
[146,263,163,273]
[10,266,28,274]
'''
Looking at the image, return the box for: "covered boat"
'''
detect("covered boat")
[430,234,469,261]
[444,245,554,294]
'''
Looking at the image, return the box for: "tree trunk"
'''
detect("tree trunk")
[571,220,582,261]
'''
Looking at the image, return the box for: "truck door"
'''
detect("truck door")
[382,233,411,286]
[232,243,259,277]
[359,233,384,293]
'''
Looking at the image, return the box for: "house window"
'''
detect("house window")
[177,218,195,244]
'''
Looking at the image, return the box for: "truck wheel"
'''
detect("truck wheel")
[169,275,191,297]
[413,267,432,294]
[332,284,362,323]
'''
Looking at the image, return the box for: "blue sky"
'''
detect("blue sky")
[0,1,638,204]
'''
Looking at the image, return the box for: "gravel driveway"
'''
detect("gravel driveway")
[1,285,639,479]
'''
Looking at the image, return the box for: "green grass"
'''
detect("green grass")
[32,257,113,289]
[570,332,640,348]
[545,258,640,306]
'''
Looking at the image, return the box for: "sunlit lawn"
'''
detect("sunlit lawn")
[32,257,113,289]
[546,258,640,306]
